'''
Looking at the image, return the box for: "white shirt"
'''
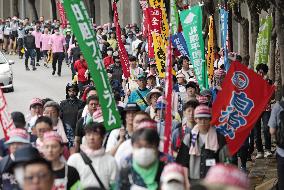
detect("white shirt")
[114,139,132,169]
[105,128,120,152]
[67,148,118,189]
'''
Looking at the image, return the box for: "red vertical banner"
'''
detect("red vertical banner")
[113,2,130,78]
[211,61,275,155]
[164,39,173,154]
[0,88,15,140]
[56,0,68,29]
[145,7,162,59]
[139,0,149,38]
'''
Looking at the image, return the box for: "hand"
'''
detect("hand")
[126,90,131,96]
[119,128,126,142]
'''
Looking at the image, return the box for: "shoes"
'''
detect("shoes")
[32,67,37,71]
[44,63,49,68]
[36,63,40,66]
[26,67,30,71]
[52,71,55,75]
[57,73,61,77]
[255,152,264,159]
[264,150,273,158]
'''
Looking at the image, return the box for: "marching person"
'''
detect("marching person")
[23,27,36,71]
[49,26,66,76]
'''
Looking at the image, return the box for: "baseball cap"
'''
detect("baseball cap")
[161,163,185,183]
[43,131,62,144]
[137,73,147,80]
[176,73,185,78]
[194,105,211,118]
[5,128,30,145]
[30,98,43,108]
[124,103,140,111]
[146,89,162,104]
[136,119,157,130]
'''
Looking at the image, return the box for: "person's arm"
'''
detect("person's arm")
[74,136,81,153]
[107,128,126,156]
[269,103,279,136]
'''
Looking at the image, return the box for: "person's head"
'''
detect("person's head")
[87,95,100,116]
[194,105,211,132]
[214,69,226,87]
[110,32,116,39]
[160,163,186,190]
[5,128,30,154]
[147,75,157,88]
[256,63,269,77]
[34,116,53,140]
[54,27,59,35]
[79,52,85,61]
[180,56,190,70]
[43,26,49,34]
[42,131,63,162]
[39,16,44,22]
[146,89,162,107]
[133,111,151,130]
[176,73,186,85]
[101,34,107,42]
[129,56,137,69]
[132,127,160,168]
[155,97,166,120]
[86,86,97,97]
[66,83,79,99]
[22,160,54,190]
[137,73,147,89]
[106,47,113,57]
[84,122,106,150]
[183,100,199,123]
[43,101,60,126]
[128,31,134,39]
[30,98,43,116]
[200,89,212,106]
[11,112,26,129]
[121,34,126,42]
[186,82,197,97]
[124,103,141,129]
[96,26,102,34]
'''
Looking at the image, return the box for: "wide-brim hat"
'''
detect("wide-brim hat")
[124,103,140,112]
[5,136,30,145]
[146,89,162,104]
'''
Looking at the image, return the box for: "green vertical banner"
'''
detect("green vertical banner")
[255,16,272,68]
[63,0,121,131]
[179,6,208,90]
[170,0,179,34]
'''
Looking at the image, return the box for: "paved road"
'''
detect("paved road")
[3,54,72,114]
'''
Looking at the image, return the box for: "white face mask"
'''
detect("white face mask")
[133,147,157,167]
[162,182,185,190]
[107,51,113,56]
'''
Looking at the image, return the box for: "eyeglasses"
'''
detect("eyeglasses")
[24,172,51,183]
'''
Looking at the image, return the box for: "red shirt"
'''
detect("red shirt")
[103,56,114,69]
[74,60,88,82]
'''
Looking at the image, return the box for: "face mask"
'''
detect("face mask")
[133,147,157,167]
[107,51,113,56]
[162,182,185,190]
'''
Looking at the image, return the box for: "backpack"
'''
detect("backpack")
[276,101,284,149]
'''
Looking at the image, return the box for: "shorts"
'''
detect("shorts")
[0,39,3,43]
[3,35,9,40]
[9,33,17,41]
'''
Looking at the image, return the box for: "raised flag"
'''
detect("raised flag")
[0,88,15,139]
[220,8,229,71]
[179,6,208,90]
[139,0,148,38]
[171,32,189,57]
[255,16,273,68]
[63,0,121,131]
[164,39,173,154]
[211,61,275,155]
[113,2,130,78]
[207,16,215,81]
[170,0,179,34]
[152,33,166,78]
[56,0,68,29]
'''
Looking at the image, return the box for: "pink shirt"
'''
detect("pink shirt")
[48,34,66,53]
[40,33,51,51]
[32,31,42,48]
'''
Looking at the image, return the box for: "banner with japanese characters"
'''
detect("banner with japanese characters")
[170,0,179,34]
[180,6,208,90]
[211,61,275,155]
[171,32,190,58]
[152,33,166,78]
[0,88,15,140]
[145,7,162,58]
[254,16,272,68]
[139,0,148,38]
[207,16,215,81]
[63,0,121,131]
[220,8,229,71]
[113,2,130,78]
[57,0,68,29]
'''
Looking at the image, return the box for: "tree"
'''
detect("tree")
[50,0,57,20]
[28,0,38,21]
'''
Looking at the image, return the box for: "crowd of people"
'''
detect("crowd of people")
[0,15,282,190]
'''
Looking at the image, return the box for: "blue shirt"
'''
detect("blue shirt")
[128,88,150,111]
